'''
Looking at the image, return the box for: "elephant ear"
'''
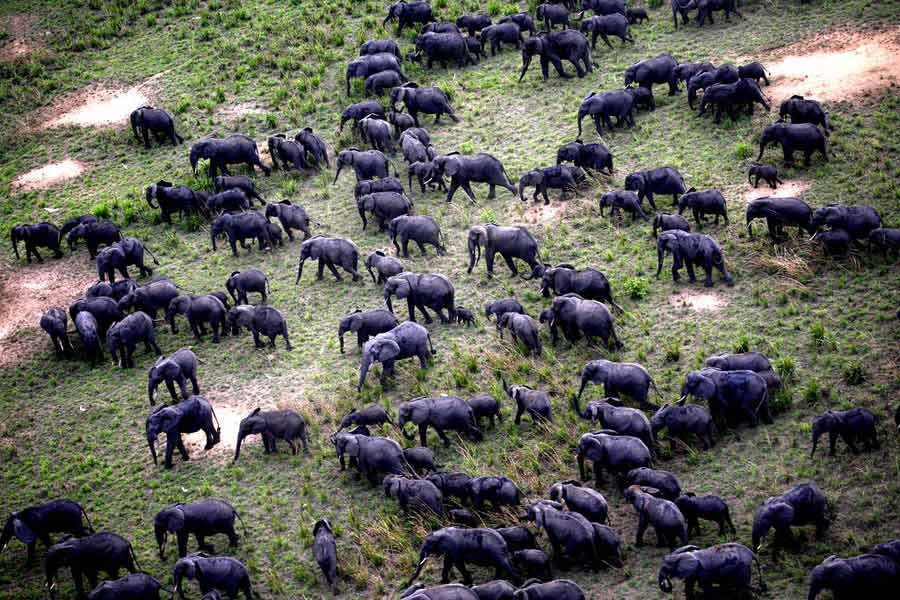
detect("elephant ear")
[444,158,461,177]
[376,339,401,362]
[671,545,701,554]
[158,407,181,431]
[349,316,365,333]
[157,180,173,187]
[166,507,186,531]
[12,518,37,544]
[769,501,795,527]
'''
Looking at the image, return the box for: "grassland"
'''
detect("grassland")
[1,0,899,598]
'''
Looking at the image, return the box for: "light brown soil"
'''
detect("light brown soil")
[667,290,729,312]
[11,159,86,193]
[0,14,43,61]
[743,179,811,204]
[766,27,900,102]
[216,102,266,121]
[46,86,151,129]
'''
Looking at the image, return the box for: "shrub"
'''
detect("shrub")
[664,342,681,363]
[734,141,752,159]
[774,355,795,382]
[732,334,750,353]
[842,361,865,385]
[770,387,794,415]
[91,202,111,219]
[810,321,826,346]
[460,141,475,155]
[802,379,821,404]
[622,277,650,300]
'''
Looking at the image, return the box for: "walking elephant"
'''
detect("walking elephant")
[45,533,138,600]
[752,482,830,553]
[384,1,435,35]
[467,224,541,277]
[656,230,733,287]
[146,181,206,223]
[189,134,270,178]
[107,311,162,368]
[154,498,242,560]
[538,264,621,311]
[658,543,766,599]
[210,212,273,257]
[296,236,361,283]
[172,554,253,600]
[391,84,459,126]
[519,30,592,82]
[130,106,182,148]
[333,148,396,183]
[234,408,310,460]
[10,223,63,263]
[405,527,519,586]
[541,294,621,350]
[147,348,200,404]
[556,140,613,175]
[433,152,517,203]
[346,53,405,96]
[624,53,679,95]
[338,308,399,353]
[681,368,772,428]
[384,272,456,324]
[365,250,405,284]
[357,321,435,391]
[625,167,686,210]
[757,121,828,166]
[577,359,660,409]
[389,216,446,256]
[146,395,220,469]
[576,431,652,487]
[0,499,93,566]
[398,396,483,447]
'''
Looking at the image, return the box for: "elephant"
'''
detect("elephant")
[433,152,516,202]
[697,79,770,124]
[625,167,686,210]
[384,475,445,517]
[225,269,268,305]
[365,70,406,97]
[599,191,649,222]
[345,52,404,96]
[391,84,459,127]
[496,312,543,357]
[624,485,688,550]
[384,271,455,323]
[674,61,714,84]
[214,175,263,204]
[210,211,273,257]
[234,408,310,460]
[571,396,653,448]
[398,396,483,446]
[468,392,502,428]
[650,401,716,450]
[517,165,580,204]
[813,228,852,255]
[457,13,492,35]
[628,85,657,110]
[576,431,652,487]
[11,222,63,263]
[226,305,292,350]
[267,134,310,171]
[357,321,434,391]
[677,188,728,227]
[172,554,253,600]
[576,89,635,137]
[41,308,73,358]
[580,14,632,49]
[499,12,537,36]
[514,580,585,600]
[389,216,446,256]
[166,295,228,342]
[512,550,552,581]
[675,494,736,537]
[869,227,900,255]
[652,213,691,238]
[399,129,436,165]
[670,0,694,29]
[296,236,361,282]
[681,368,772,428]
[807,551,899,599]
[264,201,311,241]
[333,148,395,183]
[338,308,399,353]
[752,482,830,553]
[656,230,733,287]
[358,116,395,153]
[355,176,405,200]
[577,359,660,409]
[361,38,401,60]
[746,196,814,241]
[704,351,781,391]
[356,192,413,231]
[410,32,475,70]
[548,480,609,525]
[106,311,161,368]
[339,99,386,132]
[406,527,519,586]
[686,71,719,110]
[204,188,250,214]
[810,204,882,240]
[582,0,626,15]
[626,7,649,23]
[331,433,409,484]
[337,405,394,431]
[67,221,122,258]
[518,30,592,82]
[70,296,124,336]
[524,502,605,569]
[555,140,613,175]
[624,53,679,95]
[0,499,92,566]
[312,519,339,595]
[147,348,200,404]
[536,4,570,31]
[59,214,99,245]
[625,467,682,501]
[389,109,418,134]
[86,279,137,301]
[779,95,831,133]
[480,22,523,56]
[502,378,552,424]
[189,134,270,178]
[747,163,783,189]
[45,533,138,600]
[385,0,435,34]
[73,311,101,365]
[425,472,474,504]
[758,121,828,165]
[154,498,242,560]
[658,543,765,599]
[540,294,621,350]
[87,573,166,600]
[538,265,621,312]
[130,106,182,148]
[402,584,479,600]
[119,279,179,319]
[404,446,437,474]
[484,298,526,321]
[467,224,541,278]
[146,395,220,468]
[292,127,329,169]
[495,527,536,553]
[810,407,879,457]
[695,0,742,27]
[739,61,770,86]
[146,181,205,223]
[408,161,447,193]
[365,251,404,285]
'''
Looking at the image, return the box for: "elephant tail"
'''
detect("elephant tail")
[128,542,143,573]
[427,332,436,355]
[751,550,767,594]
[233,507,248,537]
[498,161,515,188]
[209,404,222,434]
[649,377,663,400]
[143,244,160,265]
[80,505,95,534]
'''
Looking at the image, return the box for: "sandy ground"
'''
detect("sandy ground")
[46,86,151,128]
[0,14,43,61]
[216,102,266,121]
[743,179,811,204]
[11,159,86,193]
[667,290,729,312]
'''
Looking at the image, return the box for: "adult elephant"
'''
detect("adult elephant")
[752,482,829,553]
[147,348,200,404]
[656,230,733,287]
[695,0,741,27]
[746,197,814,240]
[331,433,409,484]
[10,223,63,263]
[66,221,121,258]
[778,95,831,132]
[391,84,459,127]
[807,552,898,599]
[294,127,330,168]
[624,53,679,95]
[757,121,828,166]
[295,236,361,282]
[154,498,242,560]
[576,89,635,137]
[338,308,399,353]
[433,152,517,202]
[411,32,474,70]
[106,311,162,368]
[810,204,882,240]
[583,0,627,16]
[146,395,221,469]
[406,527,519,586]
[333,148,395,183]
[704,351,781,391]
[556,139,613,175]
[519,29,592,82]
[0,499,93,567]
[698,79,770,124]
[467,223,542,278]
[398,396,483,447]
[189,134,270,179]
[625,166,686,210]
[210,212,273,257]
[346,52,404,96]
[146,181,205,223]
[658,543,765,598]
[538,264,621,311]
[575,431,652,487]
[384,0,435,35]
[339,99,386,132]
[45,533,138,600]
[130,106,183,148]
[670,0,694,29]
[384,272,456,323]
[577,359,660,409]
[357,321,435,391]
[681,368,772,428]
[542,293,621,350]
[86,573,167,600]
[172,554,253,600]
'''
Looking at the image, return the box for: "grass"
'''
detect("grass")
[1,0,900,599]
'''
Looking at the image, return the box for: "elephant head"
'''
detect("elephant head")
[577,360,612,400]
[538,265,566,297]
[296,237,325,283]
[332,149,359,184]
[809,205,846,232]
[649,399,687,438]
[147,355,182,405]
[807,556,854,600]
[390,83,418,112]
[657,546,702,593]
[680,371,716,403]
[519,37,546,81]
[234,408,267,462]
[146,404,181,465]
[466,226,488,273]
[624,172,647,194]
[189,139,217,175]
[331,432,361,466]
[396,399,429,441]
[778,95,804,120]
[225,271,243,304]
[406,529,457,586]
[655,231,682,278]
[358,335,402,391]
[752,498,795,551]
[517,170,544,202]
[383,273,414,314]
[810,411,841,457]
[0,513,34,554]
[357,195,374,229]
[165,295,192,334]
[66,224,86,250]
[172,555,202,596]
[210,213,232,251]
[623,64,638,87]
[267,133,286,161]
[383,474,404,498]
[145,180,171,209]
[44,538,78,599]
[432,153,462,179]
[737,79,771,112]
[153,504,186,560]
[384,1,406,25]
[9,225,28,260]
[757,122,787,161]
[365,251,385,283]
[337,310,363,353]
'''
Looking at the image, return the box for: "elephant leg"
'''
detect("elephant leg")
[487,184,497,200]
[418,304,434,324]
[440,556,454,583]
[601,34,613,49]
[460,180,477,202]
[325,260,343,281]
[142,127,151,149]
[635,515,648,546]
[435,427,451,446]
[316,259,325,280]
[252,328,264,348]
[643,192,657,211]
[501,254,519,277]
[446,177,460,202]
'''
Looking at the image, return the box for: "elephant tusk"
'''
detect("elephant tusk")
[678,394,687,402]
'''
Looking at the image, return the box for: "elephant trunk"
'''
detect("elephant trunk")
[810,430,821,457]
[518,55,532,82]
[571,393,590,420]
[658,571,673,593]
[147,432,158,465]
[577,107,588,138]
[405,553,430,588]
[296,258,306,284]
[155,526,167,560]
[146,186,159,209]
[338,331,346,354]
[384,291,394,314]
[398,418,415,441]
[655,243,665,278]
[189,151,199,176]
[10,231,19,260]
[577,375,591,401]
[466,238,480,273]
[332,163,343,185]
[234,432,246,462]
[367,264,377,284]
[148,377,158,405]
[518,180,528,202]
[357,355,373,391]
[358,204,368,229]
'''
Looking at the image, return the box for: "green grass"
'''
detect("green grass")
[1,0,899,598]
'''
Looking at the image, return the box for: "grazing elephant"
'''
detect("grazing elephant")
[410,32,474,70]
[205,188,250,214]
[433,152,517,202]
[807,551,898,599]
[234,408,310,460]
[467,393,502,428]
[337,405,394,431]
[518,165,580,204]
[365,250,404,284]
[675,494,736,537]
[331,433,409,484]
[154,498,242,560]
[67,221,122,258]
[739,61,770,86]
[41,308,73,358]
[695,0,742,27]
[869,228,900,255]
[481,22,523,56]
[227,305,292,350]
[536,4,570,31]
[384,271,455,323]
[293,127,329,169]
[172,554,253,600]
[625,167,686,211]
[361,38,401,57]
[389,216,446,256]
[658,543,765,599]
[354,176,405,200]
[677,188,728,227]
[457,13,492,35]
[538,265,622,311]
[514,580,585,600]
[86,279,137,301]
[130,106,182,148]
[499,12,537,36]
[87,573,166,600]
[147,348,200,404]
[697,79,770,124]
[511,550,552,581]
[384,475,445,517]
[265,201,311,241]
[576,431,652,487]
[580,14,632,49]
[0,499,92,566]
[339,99,386,132]
[365,70,406,97]
[674,61,714,84]
[338,308,399,353]
[779,95,831,133]
[549,481,609,524]
[681,368,772,428]
[166,295,228,342]
[210,212,273,257]
[119,279,179,319]
[624,53,678,95]
[746,197,813,240]
[704,351,781,391]
[384,0,435,34]
[484,298,526,321]
[74,311,102,365]
[357,321,434,391]
[810,408,879,457]
[312,519,339,595]
[519,30,592,82]
[758,121,828,165]
[107,311,161,368]
[656,230,733,287]
[626,7,649,23]
[425,472,474,504]
[11,222,63,263]
[268,134,310,171]
[214,175,263,204]
[406,527,519,586]
[408,161,446,193]
[496,312,543,357]
[752,482,830,553]
[45,533,138,600]
[59,214,98,243]
[541,294,621,349]
[225,269,268,305]
[652,213,691,237]
[576,89,635,137]
[403,446,436,474]
[467,224,541,278]
[572,396,652,448]
[358,116,395,153]
[70,296,124,336]
[345,52,404,96]
[495,527,536,553]
[502,378,552,424]
[599,191,649,222]
[650,401,716,450]
[391,84,459,127]
[146,395,220,468]
[333,148,395,183]
[813,228,852,255]
[556,140,613,175]
[146,181,205,223]
[189,134,270,178]
[625,468,681,501]
[296,236,361,283]
[624,485,688,550]
[810,204,882,240]
[525,503,606,570]
[578,359,659,409]
[398,396,482,447]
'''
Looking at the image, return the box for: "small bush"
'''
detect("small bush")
[802,379,821,404]
[664,342,681,363]
[265,113,277,129]
[770,387,794,415]
[622,277,650,300]
[92,202,111,219]
[460,141,475,155]
[734,142,752,159]
[487,0,503,15]
[774,355,795,382]
[732,334,750,353]
[810,321,826,346]
[842,361,865,385]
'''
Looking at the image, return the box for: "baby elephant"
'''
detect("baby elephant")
[40,308,73,358]
[624,485,688,550]
[513,549,553,581]
[868,228,900,255]
[497,312,542,357]
[233,408,310,461]
[313,519,339,595]
[599,191,649,222]
[228,305,292,350]
[677,188,728,227]
[455,306,477,326]
[748,163,782,189]
[403,446,437,474]
[502,378,552,424]
[675,493,736,537]
[468,392,503,428]
[810,407,879,457]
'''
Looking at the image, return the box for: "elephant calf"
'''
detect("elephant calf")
[107,311,162,369]
[624,467,682,501]
[337,404,394,431]
[41,308,73,359]
[147,347,200,405]
[675,493,736,537]
[226,268,269,305]
[810,407,879,457]
[172,554,254,600]
[624,485,688,550]
[228,305,292,350]
[467,392,502,428]
[599,190,649,222]
[512,549,552,581]
[384,475,445,517]
[365,250,404,284]
[497,312,542,357]
[658,543,765,599]
[313,519,339,595]
[677,188,729,227]
[337,309,399,354]
[234,408,310,461]
[650,401,716,450]
[503,378,552,424]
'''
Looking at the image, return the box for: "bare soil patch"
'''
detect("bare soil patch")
[11,159,86,193]
[743,179,811,204]
[766,27,900,102]
[216,102,266,122]
[667,290,729,312]
[0,14,44,61]
[46,85,151,129]
[521,198,575,225]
